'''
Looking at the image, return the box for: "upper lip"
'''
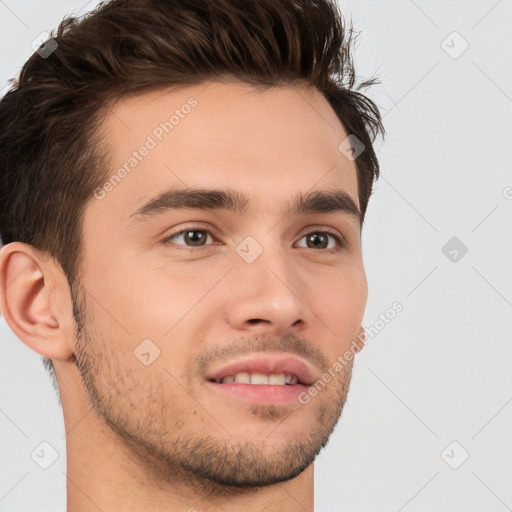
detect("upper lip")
[205,353,318,386]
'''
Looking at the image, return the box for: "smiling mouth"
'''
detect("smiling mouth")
[209,372,300,386]
[205,353,317,387]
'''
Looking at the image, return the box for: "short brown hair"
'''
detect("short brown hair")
[0,0,384,377]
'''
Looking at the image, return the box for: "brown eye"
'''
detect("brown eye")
[166,229,213,247]
[305,233,329,249]
[295,231,342,251]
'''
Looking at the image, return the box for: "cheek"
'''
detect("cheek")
[311,266,367,334]
[116,261,225,341]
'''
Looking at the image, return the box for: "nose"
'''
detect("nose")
[225,245,309,335]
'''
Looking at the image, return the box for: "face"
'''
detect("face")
[73,81,367,488]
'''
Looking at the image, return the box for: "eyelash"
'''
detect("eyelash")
[162,226,346,254]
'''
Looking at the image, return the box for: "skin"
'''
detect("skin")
[0,81,368,512]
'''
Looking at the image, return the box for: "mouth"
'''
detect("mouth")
[204,354,318,405]
[210,372,301,385]
[206,353,316,386]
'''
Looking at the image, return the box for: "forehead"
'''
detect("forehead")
[91,81,359,220]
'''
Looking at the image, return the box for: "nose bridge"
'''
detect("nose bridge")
[226,233,308,333]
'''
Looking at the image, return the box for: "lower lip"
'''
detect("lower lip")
[206,381,310,405]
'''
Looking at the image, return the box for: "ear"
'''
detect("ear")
[353,325,366,353]
[0,242,75,361]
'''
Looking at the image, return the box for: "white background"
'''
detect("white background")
[1,1,511,511]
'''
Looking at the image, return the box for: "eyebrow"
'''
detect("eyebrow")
[129,187,361,224]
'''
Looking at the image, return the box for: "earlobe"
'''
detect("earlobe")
[0,242,74,360]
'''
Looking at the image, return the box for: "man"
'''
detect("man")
[0,0,384,510]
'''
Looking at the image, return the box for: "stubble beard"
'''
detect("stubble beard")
[70,287,354,493]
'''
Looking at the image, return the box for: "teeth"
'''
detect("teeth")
[250,372,269,385]
[220,372,296,385]
[234,372,251,384]
[268,373,286,385]
[285,374,298,385]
